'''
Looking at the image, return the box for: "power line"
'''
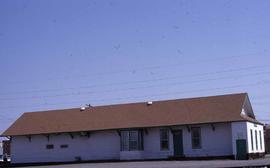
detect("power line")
[0,79,270,110]
[1,69,270,101]
[1,63,270,96]
[253,102,270,106]
[257,119,270,122]
[4,50,269,85]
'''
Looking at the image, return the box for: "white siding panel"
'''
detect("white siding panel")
[246,122,265,153]
[11,131,120,164]
[183,123,232,157]
[11,123,234,163]
[231,121,265,158]
[231,122,248,157]
[120,151,144,160]
[143,128,174,159]
[143,123,232,159]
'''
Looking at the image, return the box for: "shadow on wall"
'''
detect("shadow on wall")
[264,125,270,154]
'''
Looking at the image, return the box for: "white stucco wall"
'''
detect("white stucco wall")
[11,131,120,164]
[231,121,265,158]
[182,123,232,157]
[143,128,174,159]
[10,123,235,163]
[231,122,248,157]
[120,151,144,160]
[122,123,233,160]
[246,122,265,153]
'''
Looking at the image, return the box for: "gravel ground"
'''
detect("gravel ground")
[18,157,270,168]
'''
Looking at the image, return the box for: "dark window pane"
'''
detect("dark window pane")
[193,138,200,148]
[138,131,144,150]
[46,144,54,149]
[60,144,68,148]
[120,131,129,151]
[255,130,258,150]
[120,130,143,151]
[160,129,169,150]
[191,127,201,149]
[129,131,138,150]
[161,141,169,150]
[250,130,254,151]
[259,131,262,150]
[129,131,138,141]
[192,128,200,138]
[161,130,168,140]
[129,141,138,150]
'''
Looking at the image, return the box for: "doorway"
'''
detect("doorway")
[173,130,184,157]
[236,139,247,160]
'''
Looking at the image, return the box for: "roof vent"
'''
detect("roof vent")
[85,104,92,108]
[147,101,153,106]
[80,107,86,111]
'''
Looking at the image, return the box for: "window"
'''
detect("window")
[255,130,258,150]
[250,129,254,151]
[46,144,54,149]
[60,144,68,149]
[259,131,262,150]
[121,131,129,151]
[120,130,143,151]
[160,129,169,150]
[191,127,201,149]
[129,131,139,151]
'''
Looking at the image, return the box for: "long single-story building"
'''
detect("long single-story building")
[1,93,265,164]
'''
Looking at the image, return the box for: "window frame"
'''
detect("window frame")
[129,130,139,151]
[46,144,54,150]
[60,144,69,149]
[120,130,143,151]
[160,129,169,151]
[250,129,254,151]
[191,127,201,149]
[255,130,258,150]
[259,130,262,150]
[121,131,129,151]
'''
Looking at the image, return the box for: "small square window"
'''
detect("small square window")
[46,144,54,149]
[161,141,169,149]
[60,144,68,149]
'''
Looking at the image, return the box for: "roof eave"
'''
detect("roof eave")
[3,119,257,137]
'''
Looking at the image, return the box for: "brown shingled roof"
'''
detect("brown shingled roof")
[1,93,260,136]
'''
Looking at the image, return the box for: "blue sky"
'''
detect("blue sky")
[0,0,270,134]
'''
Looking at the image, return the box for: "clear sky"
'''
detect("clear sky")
[0,0,270,134]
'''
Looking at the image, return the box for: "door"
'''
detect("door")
[236,139,247,160]
[173,130,183,157]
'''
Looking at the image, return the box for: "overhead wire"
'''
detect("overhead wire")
[0,69,270,101]
[1,79,270,110]
[1,63,270,96]
[3,50,269,86]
